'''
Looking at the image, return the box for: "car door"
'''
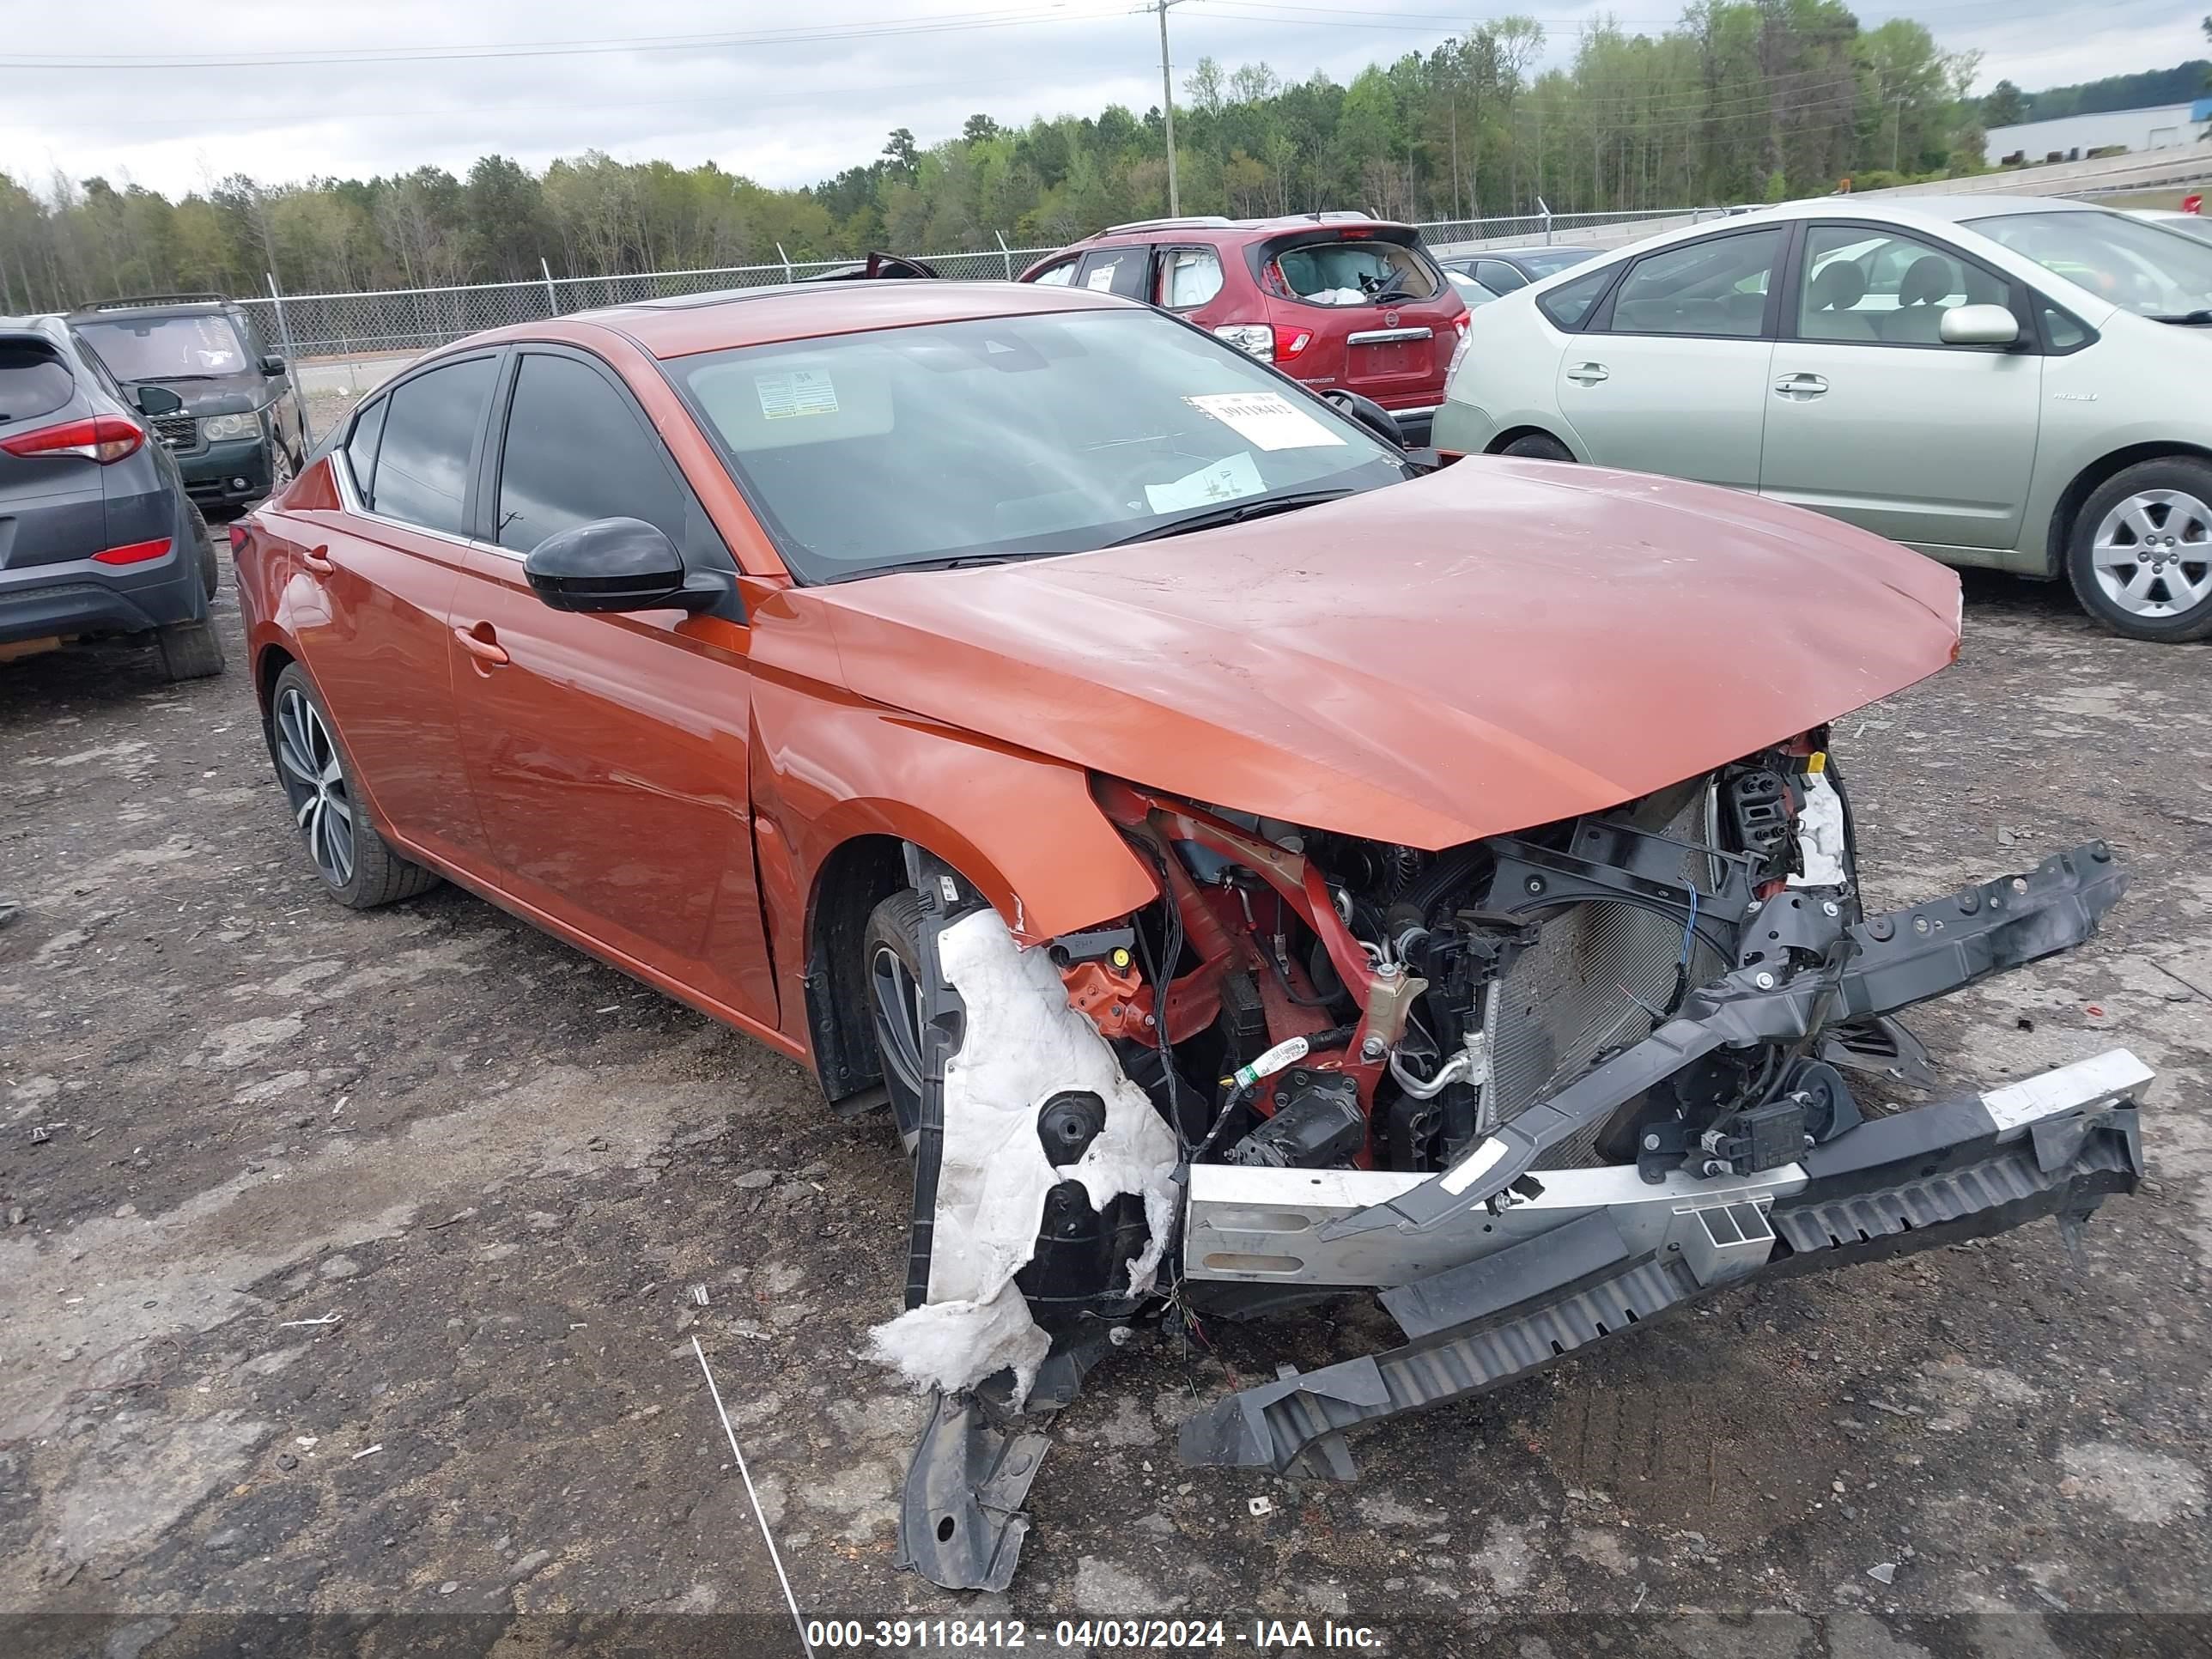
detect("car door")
[1555,226,1787,489]
[446,345,776,1025]
[284,353,500,869]
[1759,221,2042,551]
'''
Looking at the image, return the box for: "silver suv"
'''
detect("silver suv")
[1436,197,2212,641]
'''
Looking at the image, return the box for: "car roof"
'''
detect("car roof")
[67,294,238,320]
[468,277,1143,362]
[1083,212,1416,244]
[1467,246,1598,260]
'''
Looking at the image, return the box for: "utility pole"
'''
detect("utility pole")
[1891,94,1906,173]
[1156,0,1184,216]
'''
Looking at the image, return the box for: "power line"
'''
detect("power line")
[0,5,1130,71]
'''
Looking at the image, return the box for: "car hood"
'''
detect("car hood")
[802,459,1962,850]
[126,371,268,417]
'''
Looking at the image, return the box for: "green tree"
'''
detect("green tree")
[1983,79,2027,125]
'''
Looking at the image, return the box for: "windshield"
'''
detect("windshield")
[1963,209,2212,319]
[672,307,1406,582]
[76,313,249,380]
[2142,213,2212,246]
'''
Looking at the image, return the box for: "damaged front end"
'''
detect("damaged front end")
[881,739,2147,1590]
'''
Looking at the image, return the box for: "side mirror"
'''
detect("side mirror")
[1323,388,1407,448]
[260,353,287,376]
[135,385,182,416]
[1939,304,2020,347]
[525,518,708,614]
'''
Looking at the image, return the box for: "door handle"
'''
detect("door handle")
[299,544,335,575]
[1565,362,1609,385]
[453,623,509,666]
[1772,373,1828,398]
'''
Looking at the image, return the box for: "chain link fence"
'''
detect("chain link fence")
[234,208,1705,414]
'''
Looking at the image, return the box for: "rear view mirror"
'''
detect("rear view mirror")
[1939,304,2020,347]
[524,517,727,615]
[260,353,286,376]
[135,385,182,416]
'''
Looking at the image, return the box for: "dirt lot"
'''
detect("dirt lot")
[2,543,2209,1657]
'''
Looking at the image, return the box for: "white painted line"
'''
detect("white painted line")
[690,1335,815,1659]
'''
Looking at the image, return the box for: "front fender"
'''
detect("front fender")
[749,673,1158,962]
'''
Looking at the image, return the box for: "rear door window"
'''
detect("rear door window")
[0,339,75,423]
[1076,246,1152,298]
[1603,228,1785,338]
[1030,258,1079,288]
[494,352,688,551]
[1474,259,1528,294]
[368,356,498,536]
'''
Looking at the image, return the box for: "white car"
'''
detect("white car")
[1435,196,2212,641]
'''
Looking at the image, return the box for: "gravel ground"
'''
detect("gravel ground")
[1,557,2208,1659]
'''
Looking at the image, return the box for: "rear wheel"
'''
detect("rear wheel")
[2066,458,2212,641]
[1500,432,1574,462]
[155,502,226,680]
[189,502,219,600]
[266,663,439,908]
[863,890,928,1153]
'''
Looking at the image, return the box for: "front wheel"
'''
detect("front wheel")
[265,663,439,908]
[863,890,928,1153]
[2065,459,2212,642]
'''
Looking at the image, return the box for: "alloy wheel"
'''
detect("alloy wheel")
[273,688,356,888]
[868,942,927,1102]
[2090,488,2212,618]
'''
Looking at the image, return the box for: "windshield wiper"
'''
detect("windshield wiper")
[832,550,1065,581]
[2148,309,2212,325]
[1104,487,1356,546]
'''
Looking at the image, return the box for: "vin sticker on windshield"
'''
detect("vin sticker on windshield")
[756,369,839,420]
[1186,391,1346,451]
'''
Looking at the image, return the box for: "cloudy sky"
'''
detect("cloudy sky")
[2,0,2201,199]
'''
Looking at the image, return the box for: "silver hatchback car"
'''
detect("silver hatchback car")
[1436,197,2212,641]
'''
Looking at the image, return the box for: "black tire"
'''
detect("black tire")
[188,501,219,601]
[1500,432,1575,462]
[265,441,295,500]
[156,619,224,680]
[863,890,928,1153]
[155,504,226,680]
[2064,457,2212,642]
[266,662,440,908]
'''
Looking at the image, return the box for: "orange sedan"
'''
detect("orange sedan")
[233,278,2144,1592]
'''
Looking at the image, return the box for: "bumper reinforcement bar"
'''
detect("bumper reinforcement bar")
[1176,1048,2148,1475]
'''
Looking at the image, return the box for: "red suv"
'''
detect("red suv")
[1019,214,1468,443]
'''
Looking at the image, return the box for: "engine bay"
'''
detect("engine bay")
[880,732,2145,1593]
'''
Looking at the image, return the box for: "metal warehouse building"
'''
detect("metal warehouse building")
[1984,99,2212,167]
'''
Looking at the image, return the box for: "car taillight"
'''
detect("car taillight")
[1212,323,1274,362]
[0,414,145,465]
[228,523,249,551]
[1272,325,1313,362]
[1452,313,1471,338]
[91,537,172,566]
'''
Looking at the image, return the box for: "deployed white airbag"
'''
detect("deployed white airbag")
[868,908,1182,1406]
